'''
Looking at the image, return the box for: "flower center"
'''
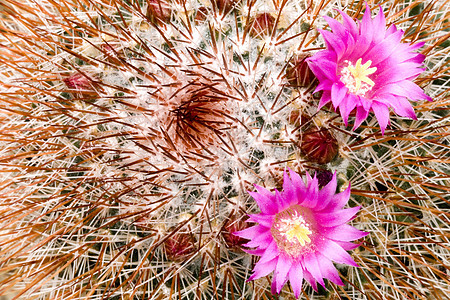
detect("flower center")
[270,205,315,258]
[285,221,312,246]
[340,58,377,96]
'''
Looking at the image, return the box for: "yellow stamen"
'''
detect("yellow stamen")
[285,221,312,246]
[347,58,377,92]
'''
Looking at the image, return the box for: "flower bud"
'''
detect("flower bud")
[249,13,275,38]
[194,6,209,24]
[316,169,334,188]
[164,230,197,261]
[147,0,172,24]
[222,215,249,250]
[212,0,238,14]
[63,73,94,91]
[299,127,339,164]
[285,54,316,88]
[288,110,310,128]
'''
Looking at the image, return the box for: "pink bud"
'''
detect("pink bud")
[63,73,94,91]
[164,231,197,261]
[222,215,249,250]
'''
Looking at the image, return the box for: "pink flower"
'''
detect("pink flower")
[307,5,432,134]
[235,169,367,297]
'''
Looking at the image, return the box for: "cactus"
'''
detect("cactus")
[0,0,448,299]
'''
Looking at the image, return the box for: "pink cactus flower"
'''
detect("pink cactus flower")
[307,6,432,134]
[235,169,367,297]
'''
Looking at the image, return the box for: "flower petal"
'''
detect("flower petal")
[274,255,292,293]
[242,230,272,248]
[372,6,387,43]
[315,172,337,210]
[336,240,361,251]
[315,206,361,227]
[258,239,279,264]
[302,267,318,291]
[301,174,319,208]
[331,83,348,108]
[288,262,304,298]
[318,91,332,109]
[234,224,267,239]
[317,239,359,266]
[360,5,374,43]
[353,104,370,130]
[247,213,274,228]
[303,252,325,288]
[390,95,417,119]
[288,168,309,204]
[324,184,351,211]
[337,9,358,37]
[249,185,277,214]
[316,253,344,286]
[371,101,389,134]
[366,29,403,66]
[338,94,358,125]
[322,224,369,241]
[249,258,277,281]
[320,29,346,59]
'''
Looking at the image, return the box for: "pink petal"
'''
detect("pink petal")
[375,63,424,85]
[274,255,292,293]
[372,6,387,43]
[322,224,369,241]
[288,168,308,205]
[390,95,417,119]
[314,79,333,93]
[244,248,265,256]
[308,54,339,80]
[316,253,344,285]
[360,5,374,43]
[366,29,403,66]
[242,230,272,248]
[331,83,348,108]
[385,23,398,36]
[371,101,389,134]
[337,9,358,37]
[336,240,361,251]
[249,258,277,281]
[301,174,319,208]
[302,267,318,291]
[247,213,274,228]
[315,206,361,227]
[323,184,351,211]
[353,104,370,130]
[282,170,298,207]
[275,189,289,211]
[288,262,304,298]
[303,252,325,288]
[258,240,279,264]
[317,239,359,267]
[249,185,277,214]
[358,94,372,111]
[315,172,337,210]
[397,80,432,101]
[338,94,358,125]
[320,29,346,59]
[234,224,267,239]
[318,91,332,109]
[348,34,371,59]
[323,16,347,38]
